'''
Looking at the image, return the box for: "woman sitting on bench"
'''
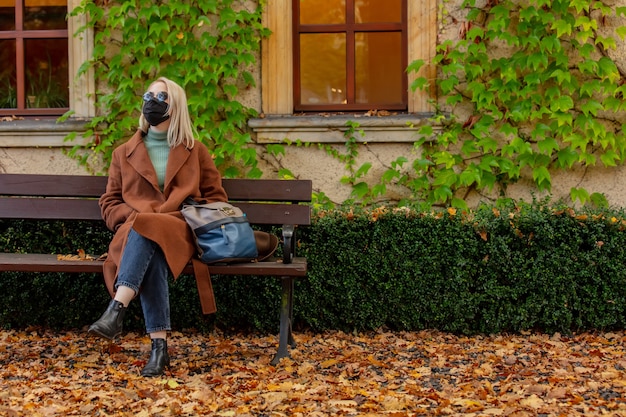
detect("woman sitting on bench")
[88,76,227,377]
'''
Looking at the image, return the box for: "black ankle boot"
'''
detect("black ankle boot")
[88,299,126,340]
[141,338,170,377]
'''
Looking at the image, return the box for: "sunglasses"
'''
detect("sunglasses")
[143,91,169,102]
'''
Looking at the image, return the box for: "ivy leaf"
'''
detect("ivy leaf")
[552,19,572,37]
[433,169,458,187]
[433,185,453,202]
[411,77,430,91]
[354,162,372,179]
[570,187,590,204]
[537,137,560,155]
[580,100,603,117]
[556,147,579,168]
[406,59,425,74]
[459,164,482,186]
[550,95,574,112]
[351,182,370,199]
[532,166,552,190]
[600,150,620,167]
[590,192,609,207]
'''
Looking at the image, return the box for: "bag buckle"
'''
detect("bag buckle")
[220,206,236,216]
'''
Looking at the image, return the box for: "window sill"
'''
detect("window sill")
[0,118,91,147]
[248,113,435,143]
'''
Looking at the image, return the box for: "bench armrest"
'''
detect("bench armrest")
[282,224,295,264]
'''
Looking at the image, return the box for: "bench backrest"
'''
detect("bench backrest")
[0,174,312,226]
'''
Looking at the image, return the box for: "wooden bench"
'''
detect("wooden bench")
[0,173,312,364]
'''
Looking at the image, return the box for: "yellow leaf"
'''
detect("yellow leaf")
[367,354,385,367]
[320,358,338,368]
[519,394,543,408]
[482,408,504,415]
[73,362,99,369]
[159,379,179,388]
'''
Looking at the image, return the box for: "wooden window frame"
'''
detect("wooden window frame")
[293,0,408,113]
[262,0,436,116]
[0,0,95,148]
[0,0,70,117]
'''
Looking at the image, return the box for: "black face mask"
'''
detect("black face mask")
[142,99,170,126]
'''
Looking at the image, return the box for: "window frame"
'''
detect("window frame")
[0,0,94,147]
[261,0,435,117]
[0,0,70,116]
[293,0,408,113]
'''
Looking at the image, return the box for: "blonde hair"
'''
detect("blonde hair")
[139,77,196,149]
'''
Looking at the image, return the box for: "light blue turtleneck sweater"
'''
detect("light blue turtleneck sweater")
[144,129,170,190]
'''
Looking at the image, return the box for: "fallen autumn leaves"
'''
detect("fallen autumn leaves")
[0,328,625,416]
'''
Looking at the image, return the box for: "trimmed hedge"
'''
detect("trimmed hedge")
[1,199,626,335]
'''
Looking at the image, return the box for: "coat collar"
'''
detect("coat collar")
[126,129,192,195]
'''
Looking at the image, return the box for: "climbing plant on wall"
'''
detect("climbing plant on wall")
[65,0,626,209]
[64,0,269,178]
[403,0,626,208]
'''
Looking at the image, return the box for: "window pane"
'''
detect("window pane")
[300,0,345,24]
[355,32,403,104]
[300,33,346,105]
[0,40,17,108]
[24,0,67,30]
[355,0,402,23]
[0,0,15,30]
[25,38,69,108]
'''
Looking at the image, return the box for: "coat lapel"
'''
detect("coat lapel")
[163,143,191,195]
[126,131,161,193]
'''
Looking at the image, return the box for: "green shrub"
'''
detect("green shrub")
[1,199,626,335]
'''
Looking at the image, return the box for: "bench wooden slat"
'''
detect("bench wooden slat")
[0,253,308,276]
[0,174,313,203]
[0,198,311,225]
[0,198,103,221]
[0,174,107,197]
[223,179,313,202]
[233,203,311,225]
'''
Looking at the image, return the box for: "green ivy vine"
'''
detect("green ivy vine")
[63,0,626,210]
[320,0,626,210]
[64,0,269,177]
[406,0,626,209]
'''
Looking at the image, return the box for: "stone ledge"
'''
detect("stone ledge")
[248,113,436,144]
[0,118,92,147]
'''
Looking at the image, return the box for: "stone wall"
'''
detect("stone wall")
[4,0,626,208]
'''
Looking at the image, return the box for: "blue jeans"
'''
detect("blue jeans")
[115,229,171,334]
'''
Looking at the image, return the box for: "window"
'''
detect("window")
[253,0,435,143]
[294,0,407,112]
[0,0,69,116]
[0,0,94,148]
[260,0,434,117]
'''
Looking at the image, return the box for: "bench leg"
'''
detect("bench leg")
[271,276,295,365]
[288,276,296,349]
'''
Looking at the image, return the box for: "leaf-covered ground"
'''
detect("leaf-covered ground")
[1,328,625,416]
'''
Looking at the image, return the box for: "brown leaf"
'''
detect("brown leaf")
[463,114,481,129]
[1,329,626,415]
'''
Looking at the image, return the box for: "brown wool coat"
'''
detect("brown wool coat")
[99,130,227,297]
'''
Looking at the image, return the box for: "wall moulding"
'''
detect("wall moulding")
[249,114,437,144]
[0,119,91,147]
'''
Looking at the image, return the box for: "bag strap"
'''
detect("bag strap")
[191,257,217,314]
